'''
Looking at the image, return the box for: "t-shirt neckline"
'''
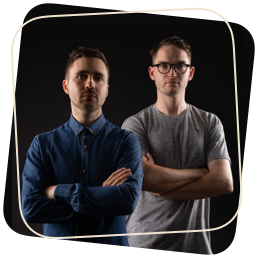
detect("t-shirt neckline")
[152,103,190,119]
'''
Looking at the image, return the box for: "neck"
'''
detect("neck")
[155,92,187,117]
[71,107,102,127]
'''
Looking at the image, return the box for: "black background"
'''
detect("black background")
[4,3,254,255]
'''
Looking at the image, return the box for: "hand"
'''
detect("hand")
[102,168,132,186]
[43,185,57,200]
[145,152,155,164]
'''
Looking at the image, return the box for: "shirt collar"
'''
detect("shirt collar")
[69,113,106,136]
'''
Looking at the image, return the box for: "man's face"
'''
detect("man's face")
[148,45,195,98]
[63,57,109,114]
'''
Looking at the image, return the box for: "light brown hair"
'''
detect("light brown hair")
[150,36,192,62]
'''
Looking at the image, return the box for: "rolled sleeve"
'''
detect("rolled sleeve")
[54,184,74,206]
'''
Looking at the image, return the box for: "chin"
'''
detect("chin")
[161,89,177,96]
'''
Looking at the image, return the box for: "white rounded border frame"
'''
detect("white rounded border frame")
[11,8,242,240]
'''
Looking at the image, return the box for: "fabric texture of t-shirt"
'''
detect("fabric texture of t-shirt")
[122,104,230,254]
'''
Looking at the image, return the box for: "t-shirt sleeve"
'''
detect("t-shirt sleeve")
[206,115,231,164]
[122,116,149,156]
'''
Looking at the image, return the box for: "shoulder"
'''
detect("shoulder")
[104,119,136,139]
[25,122,69,156]
[122,105,154,128]
[188,104,221,125]
[103,119,140,150]
[34,121,70,144]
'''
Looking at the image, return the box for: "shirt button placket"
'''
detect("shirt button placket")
[81,132,89,186]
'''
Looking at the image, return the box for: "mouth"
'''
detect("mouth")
[82,92,97,99]
[166,80,179,85]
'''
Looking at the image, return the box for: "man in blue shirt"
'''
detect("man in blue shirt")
[21,47,143,246]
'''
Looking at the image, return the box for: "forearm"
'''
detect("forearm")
[22,170,77,223]
[21,190,76,223]
[160,173,232,200]
[142,160,208,194]
[22,175,99,223]
[54,179,142,216]
[54,136,143,217]
[159,159,233,200]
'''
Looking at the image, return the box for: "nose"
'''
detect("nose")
[168,65,177,77]
[85,76,95,88]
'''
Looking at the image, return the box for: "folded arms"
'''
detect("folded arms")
[142,152,233,200]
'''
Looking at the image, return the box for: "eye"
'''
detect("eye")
[77,74,87,80]
[94,75,104,82]
[176,63,186,69]
[159,63,169,69]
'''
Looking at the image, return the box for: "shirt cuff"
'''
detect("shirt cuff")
[54,184,73,206]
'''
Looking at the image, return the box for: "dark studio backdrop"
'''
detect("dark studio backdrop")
[4,4,254,255]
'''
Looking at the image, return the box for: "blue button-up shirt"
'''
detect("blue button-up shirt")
[21,113,143,246]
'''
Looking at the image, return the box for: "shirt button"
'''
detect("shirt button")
[84,145,88,149]
[93,131,97,135]
[82,169,86,174]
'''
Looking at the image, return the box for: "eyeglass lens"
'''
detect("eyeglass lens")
[158,63,188,74]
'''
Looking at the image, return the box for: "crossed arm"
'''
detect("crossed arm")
[23,167,138,223]
[142,152,233,200]
[22,134,143,223]
[44,168,132,199]
[45,154,232,200]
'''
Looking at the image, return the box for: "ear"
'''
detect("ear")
[148,66,155,81]
[62,80,69,94]
[188,66,195,81]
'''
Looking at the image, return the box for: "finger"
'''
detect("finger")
[142,155,148,162]
[117,179,127,185]
[105,168,127,182]
[109,170,131,185]
[146,152,152,160]
[150,192,160,197]
[146,152,154,163]
[104,169,130,185]
[111,167,127,176]
[144,154,150,162]
[111,171,132,186]
[103,168,129,186]
[103,167,132,186]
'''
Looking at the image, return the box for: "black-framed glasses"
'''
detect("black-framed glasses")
[151,63,192,74]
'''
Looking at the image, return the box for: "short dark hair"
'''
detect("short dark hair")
[150,36,192,62]
[65,46,110,79]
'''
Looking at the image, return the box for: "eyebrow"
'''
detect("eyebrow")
[155,60,188,64]
[76,70,106,77]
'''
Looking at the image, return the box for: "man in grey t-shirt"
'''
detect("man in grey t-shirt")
[122,36,233,254]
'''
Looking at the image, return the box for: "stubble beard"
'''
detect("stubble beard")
[157,80,188,98]
[157,84,178,97]
[69,95,101,115]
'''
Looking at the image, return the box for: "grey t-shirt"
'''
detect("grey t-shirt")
[122,104,230,254]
